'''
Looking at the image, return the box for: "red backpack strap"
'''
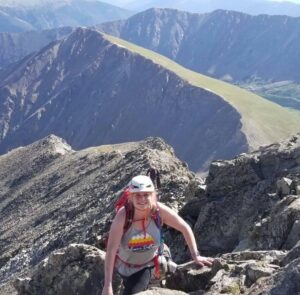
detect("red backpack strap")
[114,187,134,233]
[124,201,134,232]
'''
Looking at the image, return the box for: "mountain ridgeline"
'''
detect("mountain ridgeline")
[2,8,300,84]
[98,8,300,84]
[2,9,300,110]
[1,28,300,171]
[0,0,133,33]
[124,0,300,17]
[0,28,249,172]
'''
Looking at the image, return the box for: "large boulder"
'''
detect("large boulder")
[280,240,300,266]
[14,244,110,295]
[248,195,300,250]
[248,258,300,295]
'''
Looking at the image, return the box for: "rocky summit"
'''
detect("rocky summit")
[1,134,300,294]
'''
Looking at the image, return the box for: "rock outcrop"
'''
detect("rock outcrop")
[14,244,108,295]
[13,244,300,295]
[177,134,300,256]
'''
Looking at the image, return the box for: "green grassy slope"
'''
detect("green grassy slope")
[102,32,300,150]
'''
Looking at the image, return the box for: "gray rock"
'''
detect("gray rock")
[220,251,286,265]
[179,135,300,255]
[296,184,300,195]
[281,241,300,266]
[248,258,300,295]
[276,177,293,196]
[251,196,300,250]
[138,287,188,294]
[13,244,120,295]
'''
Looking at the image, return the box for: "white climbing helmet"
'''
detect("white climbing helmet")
[128,175,155,193]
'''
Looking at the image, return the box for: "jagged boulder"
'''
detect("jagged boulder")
[276,177,293,196]
[281,240,300,266]
[14,244,111,295]
[249,195,300,250]
[165,251,284,294]
[248,258,300,295]
[247,245,300,294]
[179,134,300,255]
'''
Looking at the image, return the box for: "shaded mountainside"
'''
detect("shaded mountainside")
[0,0,133,33]
[2,9,300,109]
[1,28,300,171]
[0,27,73,69]
[0,8,34,33]
[0,135,195,289]
[98,8,300,84]
[0,27,250,172]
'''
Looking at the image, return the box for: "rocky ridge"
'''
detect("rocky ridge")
[124,0,300,17]
[1,134,300,294]
[0,135,195,293]
[98,8,300,83]
[13,242,300,294]
[0,0,132,33]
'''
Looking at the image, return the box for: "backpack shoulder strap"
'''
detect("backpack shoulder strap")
[151,207,164,254]
[123,201,134,232]
[151,207,162,229]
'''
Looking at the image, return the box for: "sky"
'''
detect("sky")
[1,0,300,6]
[102,0,300,6]
[108,0,300,3]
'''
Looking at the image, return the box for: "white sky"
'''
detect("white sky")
[111,0,300,2]
[1,0,300,6]
[273,0,300,2]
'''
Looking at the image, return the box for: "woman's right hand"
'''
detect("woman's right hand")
[101,284,113,295]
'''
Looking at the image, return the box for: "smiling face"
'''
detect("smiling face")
[131,192,153,211]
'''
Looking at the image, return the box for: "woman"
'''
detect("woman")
[102,175,214,295]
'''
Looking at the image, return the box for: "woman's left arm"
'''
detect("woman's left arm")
[158,202,214,267]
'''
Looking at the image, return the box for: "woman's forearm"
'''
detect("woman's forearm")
[104,249,117,286]
[182,224,199,258]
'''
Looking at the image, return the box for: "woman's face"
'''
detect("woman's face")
[131,192,153,211]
